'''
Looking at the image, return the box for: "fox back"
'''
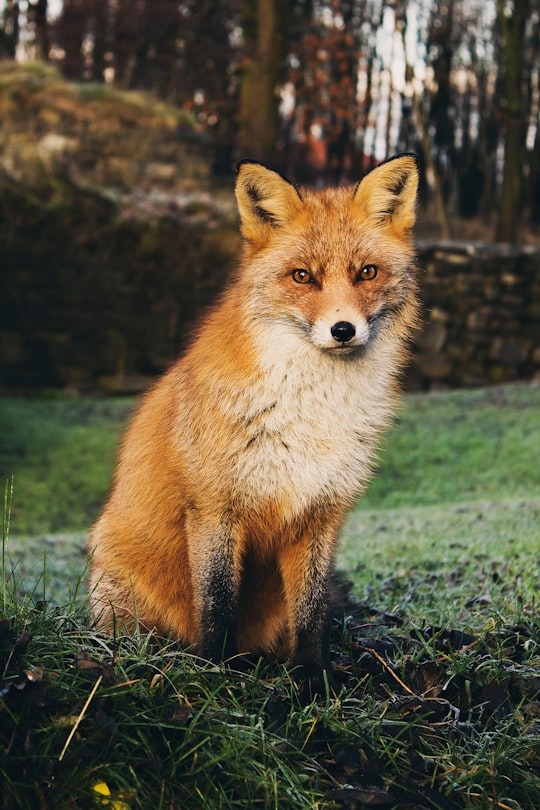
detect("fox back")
[89,154,419,680]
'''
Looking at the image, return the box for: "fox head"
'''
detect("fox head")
[235,155,419,356]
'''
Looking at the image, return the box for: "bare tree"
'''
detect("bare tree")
[495,0,530,242]
[0,0,20,58]
[238,0,287,162]
[55,0,86,79]
[29,0,49,60]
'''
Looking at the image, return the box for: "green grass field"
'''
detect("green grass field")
[1,383,539,809]
[3,385,539,531]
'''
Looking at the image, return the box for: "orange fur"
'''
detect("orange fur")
[88,154,420,678]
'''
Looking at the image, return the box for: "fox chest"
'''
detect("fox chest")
[214,363,389,519]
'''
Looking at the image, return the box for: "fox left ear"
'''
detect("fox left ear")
[235,161,303,243]
[353,154,419,234]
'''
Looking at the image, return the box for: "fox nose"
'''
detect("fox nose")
[330,321,356,343]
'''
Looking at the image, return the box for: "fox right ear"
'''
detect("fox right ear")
[235,161,303,243]
[353,153,419,235]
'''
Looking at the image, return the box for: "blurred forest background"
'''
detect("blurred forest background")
[1,0,539,243]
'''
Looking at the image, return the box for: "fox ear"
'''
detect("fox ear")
[353,154,418,234]
[235,161,303,243]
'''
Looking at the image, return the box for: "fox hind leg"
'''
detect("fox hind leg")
[236,548,289,657]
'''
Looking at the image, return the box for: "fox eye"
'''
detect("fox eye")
[357,264,378,281]
[291,269,314,284]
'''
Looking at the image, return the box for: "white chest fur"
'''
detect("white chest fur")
[219,330,399,519]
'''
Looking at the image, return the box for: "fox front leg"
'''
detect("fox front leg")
[279,521,339,684]
[187,513,241,662]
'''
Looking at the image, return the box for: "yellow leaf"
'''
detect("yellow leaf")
[92,781,112,803]
[92,781,131,809]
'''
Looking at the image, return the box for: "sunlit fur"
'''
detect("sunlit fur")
[88,154,420,676]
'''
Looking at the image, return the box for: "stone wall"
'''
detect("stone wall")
[409,243,540,390]
[0,176,240,393]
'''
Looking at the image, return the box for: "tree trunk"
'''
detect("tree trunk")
[401,12,451,239]
[114,0,142,90]
[90,0,109,82]
[31,0,48,61]
[495,0,529,243]
[58,0,85,80]
[238,0,286,162]
[1,0,19,58]
[413,93,452,240]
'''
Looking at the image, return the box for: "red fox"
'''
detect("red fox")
[89,154,419,680]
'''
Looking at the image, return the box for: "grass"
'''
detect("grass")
[363,384,540,508]
[0,397,132,536]
[1,383,539,808]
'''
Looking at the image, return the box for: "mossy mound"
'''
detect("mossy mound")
[0,61,212,195]
[0,62,239,392]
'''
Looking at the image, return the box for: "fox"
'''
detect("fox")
[88,153,419,681]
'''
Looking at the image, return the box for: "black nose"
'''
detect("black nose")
[330,321,356,343]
